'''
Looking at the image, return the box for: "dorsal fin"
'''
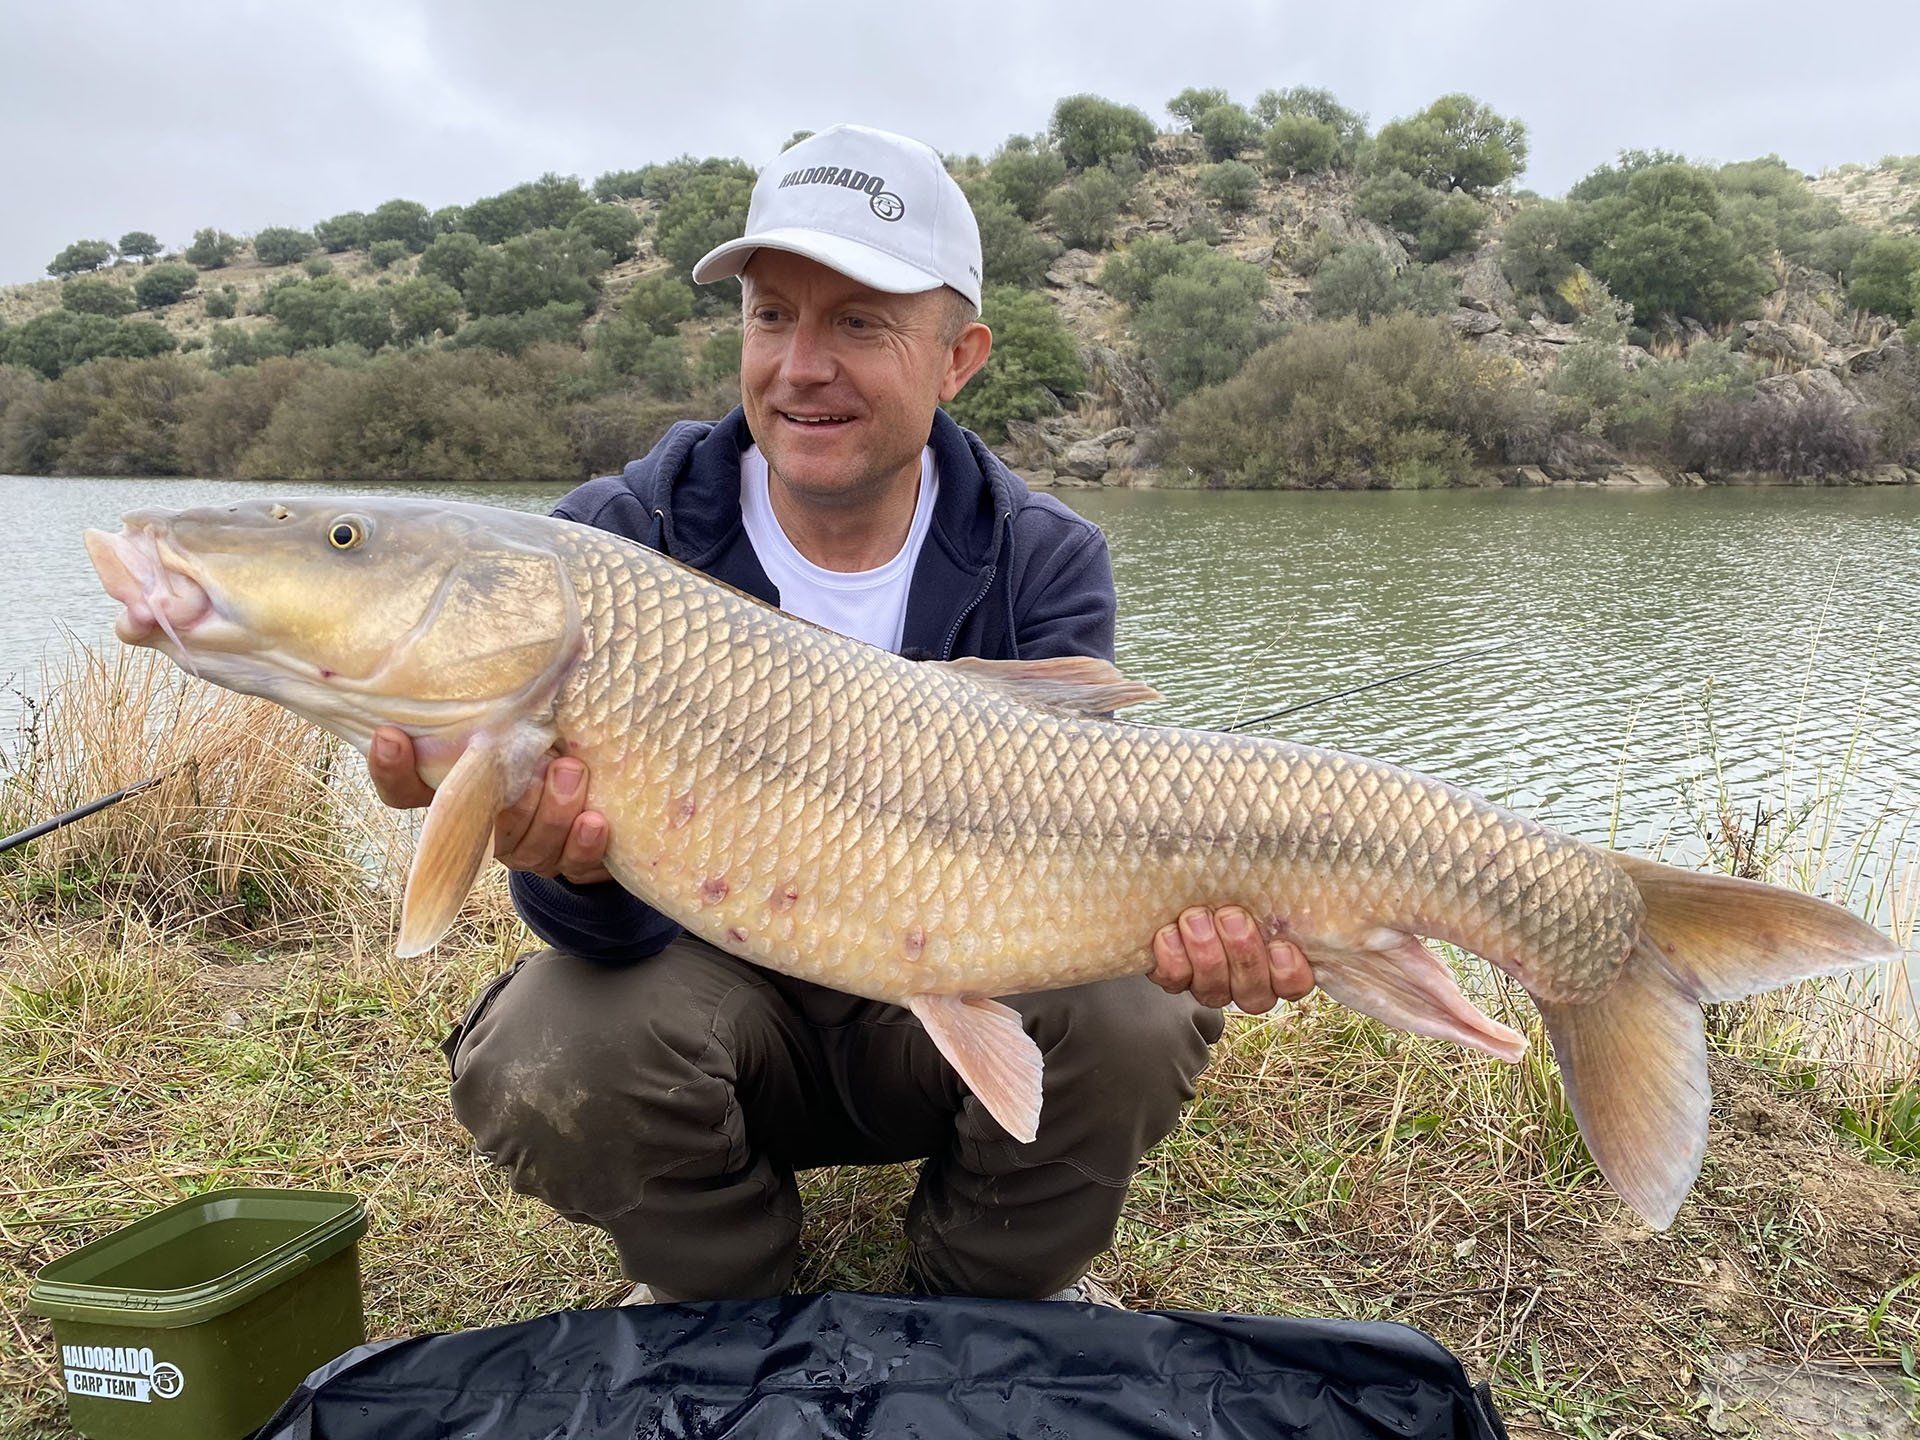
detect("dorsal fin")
[938,656,1161,716]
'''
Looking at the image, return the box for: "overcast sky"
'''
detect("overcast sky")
[4,0,1917,285]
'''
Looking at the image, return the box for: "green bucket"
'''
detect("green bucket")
[27,1187,367,1440]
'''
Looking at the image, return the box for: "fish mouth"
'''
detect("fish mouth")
[84,523,219,672]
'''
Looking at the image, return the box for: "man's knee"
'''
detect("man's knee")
[1018,975,1221,1092]
[447,944,785,1217]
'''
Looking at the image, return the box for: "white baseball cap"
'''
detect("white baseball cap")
[692,123,984,310]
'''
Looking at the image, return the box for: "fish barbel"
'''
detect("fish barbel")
[85,497,1896,1229]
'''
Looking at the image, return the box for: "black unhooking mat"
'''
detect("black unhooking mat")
[253,1290,1510,1439]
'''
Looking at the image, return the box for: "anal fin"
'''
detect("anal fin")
[1312,929,1529,1062]
[909,994,1044,1143]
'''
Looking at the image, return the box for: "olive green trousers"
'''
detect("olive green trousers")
[444,938,1221,1300]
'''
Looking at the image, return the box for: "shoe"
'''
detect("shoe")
[1043,1274,1125,1308]
[619,1282,660,1306]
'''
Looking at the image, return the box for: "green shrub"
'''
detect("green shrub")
[1046,167,1130,250]
[989,142,1067,221]
[253,226,315,266]
[1310,245,1454,322]
[202,286,237,320]
[1194,103,1259,162]
[1807,223,1874,284]
[134,262,199,309]
[302,255,333,278]
[451,302,587,354]
[567,203,643,263]
[1499,200,1577,296]
[389,276,463,343]
[1372,93,1527,194]
[1675,390,1872,477]
[1856,342,1920,465]
[1581,163,1772,323]
[313,212,369,252]
[593,169,649,201]
[1099,236,1208,307]
[1167,87,1231,129]
[697,328,742,384]
[619,271,696,335]
[184,228,243,269]
[263,275,355,349]
[48,239,114,277]
[1049,94,1157,171]
[207,323,293,369]
[176,356,319,472]
[1199,160,1260,212]
[613,155,755,205]
[33,355,208,476]
[461,228,607,316]
[431,205,465,236]
[595,325,690,395]
[117,231,162,263]
[1847,233,1920,321]
[1264,116,1341,176]
[1415,192,1486,260]
[1253,88,1367,154]
[1133,250,1272,400]
[654,169,754,276]
[60,276,135,318]
[368,239,409,271]
[1157,314,1519,487]
[368,199,434,253]
[944,286,1084,440]
[972,188,1059,287]
[418,230,485,292]
[462,173,593,244]
[2,312,177,379]
[1354,170,1437,232]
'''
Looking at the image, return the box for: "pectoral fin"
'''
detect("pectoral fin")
[909,994,1044,1143]
[938,656,1161,716]
[397,740,508,958]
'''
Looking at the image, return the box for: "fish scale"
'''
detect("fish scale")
[86,495,1897,1227]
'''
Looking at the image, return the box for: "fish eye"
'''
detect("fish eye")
[328,517,366,550]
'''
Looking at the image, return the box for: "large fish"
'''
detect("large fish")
[86,498,1895,1229]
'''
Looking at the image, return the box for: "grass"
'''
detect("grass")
[2,651,1917,1439]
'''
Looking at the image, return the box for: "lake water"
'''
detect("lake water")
[5,474,1918,942]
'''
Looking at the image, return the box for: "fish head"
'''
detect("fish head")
[84,498,580,758]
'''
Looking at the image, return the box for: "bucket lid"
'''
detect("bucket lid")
[28,1187,366,1329]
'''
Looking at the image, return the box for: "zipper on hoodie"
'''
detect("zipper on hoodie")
[938,516,1007,660]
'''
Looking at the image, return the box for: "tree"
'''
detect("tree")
[971,188,1059,287]
[617,271,695,335]
[1098,236,1210,307]
[567,203,643,263]
[1167,87,1231,129]
[1500,200,1578,297]
[1847,233,1920,321]
[1045,168,1130,251]
[332,290,395,350]
[593,323,690,394]
[1264,116,1341,177]
[1049,94,1157,171]
[1133,250,1272,400]
[368,199,435,253]
[203,286,237,319]
[117,231,162,263]
[1199,161,1260,213]
[431,205,465,235]
[48,239,114,277]
[1311,245,1454,322]
[780,129,814,152]
[253,226,316,266]
[654,170,754,275]
[184,228,243,269]
[418,231,486,293]
[368,239,410,271]
[1193,104,1258,163]
[944,286,1084,440]
[1253,87,1367,155]
[134,262,199,308]
[1416,193,1486,260]
[1584,163,1772,323]
[1354,170,1437,233]
[3,311,175,378]
[60,276,136,318]
[1372,94,1527,194]
[461,173,593,244]
[264,275,352,349]
[388,277,464,344]
[1568,148,1688,205]
[460,228,608,316]
[450,302,587,354]
[314,212,369,252]
[989,141,1067,221]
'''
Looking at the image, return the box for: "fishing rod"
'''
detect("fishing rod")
[1215,643,1506,734]
[0,769,178,857]
[0,648,1503,857]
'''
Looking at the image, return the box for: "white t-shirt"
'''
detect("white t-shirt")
[738,443,939,653]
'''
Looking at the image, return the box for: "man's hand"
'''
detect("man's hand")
[1150,906,1314,1014]
[368,725,615,886]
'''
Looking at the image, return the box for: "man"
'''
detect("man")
[371,124,1313,1305]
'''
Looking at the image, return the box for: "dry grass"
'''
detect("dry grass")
[2,651,1918,1439]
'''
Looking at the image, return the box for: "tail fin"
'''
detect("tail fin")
[1540,856,1896,1229]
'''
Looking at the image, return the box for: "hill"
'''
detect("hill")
[2,93,1918,488]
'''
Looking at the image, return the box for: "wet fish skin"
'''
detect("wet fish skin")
[84,497,1898,1230]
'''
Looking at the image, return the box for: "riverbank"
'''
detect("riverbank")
[1022,459,1920,491]
[2,651,1916,1438]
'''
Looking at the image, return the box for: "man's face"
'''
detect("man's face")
[739,250,990,506]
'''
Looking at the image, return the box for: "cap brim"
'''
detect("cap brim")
[691,227,944,294]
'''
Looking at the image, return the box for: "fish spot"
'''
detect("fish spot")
[700,875,730,905]
[1265,913,1290,939]
[669,791,696,829]
[769,884,799,913]
[726,926,748,945]
[903,926,926,961]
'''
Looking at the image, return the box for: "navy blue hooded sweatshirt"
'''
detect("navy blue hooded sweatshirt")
[510,407,1117,962]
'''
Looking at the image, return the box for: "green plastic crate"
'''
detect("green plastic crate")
[28,1188,367,1440]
